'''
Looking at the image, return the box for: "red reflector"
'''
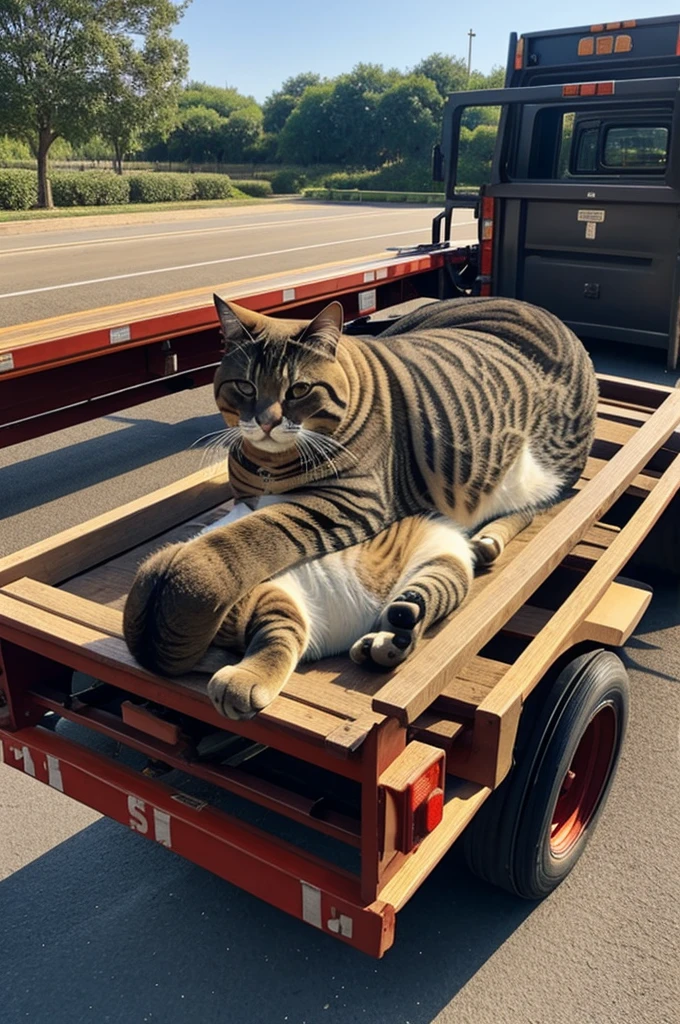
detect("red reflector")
[563,84,579,96]
[410,762,440,808]
[514,37,524,71]
[605,21,621,30]
[424,788,444,832]
[580,83,597,96]
[597,81,615,94]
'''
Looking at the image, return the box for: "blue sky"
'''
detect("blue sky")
[178,2,679,102]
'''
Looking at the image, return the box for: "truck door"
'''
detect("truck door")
[496,100,679,363]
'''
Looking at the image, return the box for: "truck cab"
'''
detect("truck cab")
[434,15,680,367]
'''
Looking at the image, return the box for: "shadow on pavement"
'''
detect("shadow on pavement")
[0,816,533,1024]
[0,412,221,521]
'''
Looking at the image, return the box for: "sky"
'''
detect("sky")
[177,1,680,102]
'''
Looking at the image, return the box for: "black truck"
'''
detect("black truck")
[433,14,680,368]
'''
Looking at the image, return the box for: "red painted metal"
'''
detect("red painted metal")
[550,705,618,855]
[0,249,469,448]
[0,726,395,956]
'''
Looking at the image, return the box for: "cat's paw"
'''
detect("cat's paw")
[470,534,502,567]
[349,630,413,668]
[207,666,273,720]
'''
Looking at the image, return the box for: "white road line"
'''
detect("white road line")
[0,210,430,257]
[0,228,427,299]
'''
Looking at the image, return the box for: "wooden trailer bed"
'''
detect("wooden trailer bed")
[1,372,679,956]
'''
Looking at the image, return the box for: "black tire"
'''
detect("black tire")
[463,648,629,899]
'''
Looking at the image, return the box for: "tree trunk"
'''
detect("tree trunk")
[113,144,123,174]
[36,128,54,209]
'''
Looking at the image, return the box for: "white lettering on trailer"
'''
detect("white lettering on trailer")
[376,267,388,280]
[46,754,64,792]
[10,745,36,777]
[153,808,172,848]
[327,909,354,939]
[127,795,149,834]
[300,882,322,929]
[0,352,14,373]
[363,270,376,282]
[585,222,597,240]
[127,796,173,847]
[282,288,296,302]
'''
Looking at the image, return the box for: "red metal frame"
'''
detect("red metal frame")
[0,726,396,957]
[0,248,471,448]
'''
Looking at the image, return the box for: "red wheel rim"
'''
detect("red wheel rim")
[550,704,618,857]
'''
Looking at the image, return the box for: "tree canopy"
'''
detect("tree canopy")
[0,0,189,205]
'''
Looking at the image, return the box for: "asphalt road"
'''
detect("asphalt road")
[0,201,476,326]
[0,211,678,1023]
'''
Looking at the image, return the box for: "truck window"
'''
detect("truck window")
[602,126,668,169]
[574,127,598,173]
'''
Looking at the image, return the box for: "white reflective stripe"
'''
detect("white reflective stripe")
[301,882,322,929]
[153,808,172,848]
[21,746,35,777]
[46,754,64,792]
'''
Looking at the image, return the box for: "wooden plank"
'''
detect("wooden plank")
[433,656,509,717]
[2,577,384,730]
[408,712,466,752]
[596,374,675,410]
[372,389,680,725]
[0,465,233,589]
[467,450,680,777]
[0,591,349,749]
[377,779,490,911]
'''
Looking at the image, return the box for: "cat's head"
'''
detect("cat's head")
[213,296,349,454]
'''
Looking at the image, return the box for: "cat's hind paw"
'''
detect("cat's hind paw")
[207,665,274,720]
[470,534,503,567]
[349,630,413,668]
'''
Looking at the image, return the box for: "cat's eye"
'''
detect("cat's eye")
[288,382,312,400]
[234,380,256,398]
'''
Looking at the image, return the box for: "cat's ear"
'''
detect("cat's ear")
[213,295,259,350]
[298,301,344,359]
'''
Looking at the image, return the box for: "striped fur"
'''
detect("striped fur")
[123,296,598,684]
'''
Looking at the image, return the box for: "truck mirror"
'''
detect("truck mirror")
[432,144,444,182]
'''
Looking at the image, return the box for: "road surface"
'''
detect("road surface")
[0,212,678,1023]
[0,201,476,327]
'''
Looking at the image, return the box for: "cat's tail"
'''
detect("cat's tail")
[123,541,228,677]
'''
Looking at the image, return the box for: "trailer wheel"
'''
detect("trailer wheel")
[463,649,628,899]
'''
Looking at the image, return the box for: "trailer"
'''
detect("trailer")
[1,281,679,954]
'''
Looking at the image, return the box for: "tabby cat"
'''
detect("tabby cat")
[197,499,532,719]
[124,295,598,717]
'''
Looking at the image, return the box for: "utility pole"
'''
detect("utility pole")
[467,29,476,82]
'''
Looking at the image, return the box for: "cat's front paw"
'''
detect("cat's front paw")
[207,666,274,720]
[470,534,502,567]
[349,630,413,668]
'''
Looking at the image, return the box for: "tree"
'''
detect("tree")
[0,0,189,207]
[181,82,256,119]
[169,105,224,166]
[220,106,263,162]
[262,72,322,135]
[411,53,468,99]
[100,34,188,174]
[377,75,443,162]
[277,84,335,165]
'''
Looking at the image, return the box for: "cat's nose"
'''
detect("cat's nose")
[256,402,283,433]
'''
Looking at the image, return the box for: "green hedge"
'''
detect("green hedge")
[51,170,130,206]
[128,172,196,203]
[269,169,306,194]
[0,168,38,209]
[303,188,445,204]
[232,179,273,197]
[192,173,238,199]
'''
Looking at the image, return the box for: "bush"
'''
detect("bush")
[51,170,130,206]
[128,172,196,203]
[269,169,306,194]
[192,173,237,199]
[231,179,273,197]
[0,168,38,209]
[323,160,435,193]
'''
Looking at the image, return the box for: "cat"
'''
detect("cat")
[124,295,598,719]
[197,497,532,720]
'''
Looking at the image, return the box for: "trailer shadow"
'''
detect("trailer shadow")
[0,408,221,522]
[0,815,533,1024]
